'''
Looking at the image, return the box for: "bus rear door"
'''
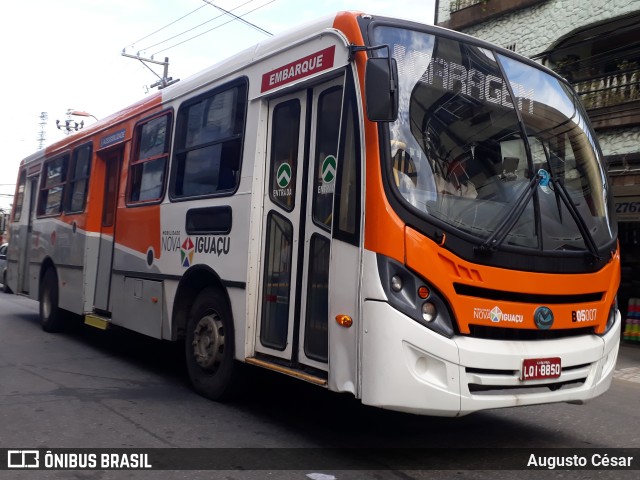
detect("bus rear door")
[19,176,38,294]
[93,148,123,313]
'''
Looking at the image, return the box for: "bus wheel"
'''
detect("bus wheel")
[2,270,11,293]
[40,268,63,332]
[185,287,242,401]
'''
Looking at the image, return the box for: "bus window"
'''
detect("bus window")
[261,211,293,350]
[129,113,171,203]
[304,234,330,361]
[172,81,247,199]
[333,74,361,244]
[65,143,92,213]
[12,170,26,222]
[269,100,301,212]
[38,154,69,217]
[312,86,342,230]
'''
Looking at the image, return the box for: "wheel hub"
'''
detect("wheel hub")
[192,313,225,370]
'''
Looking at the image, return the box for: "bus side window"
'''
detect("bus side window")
[12,170,27,222]
[172,80,247,199]
[65,143,92,213]
[128,113,172,204]
[333,74,361,245]
[38,154,69,217]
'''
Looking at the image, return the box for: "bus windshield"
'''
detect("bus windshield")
[372,26,616,253]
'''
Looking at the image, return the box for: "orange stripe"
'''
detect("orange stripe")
[405,226,620,333]
[333,11,406,265]
[35,95,164,239]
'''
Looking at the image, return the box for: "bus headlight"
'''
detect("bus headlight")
[391,275,403,292]
[421,302,437,322]
[377,254,455,338]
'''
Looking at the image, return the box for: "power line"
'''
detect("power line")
[202,0,273,37]
[152,0,275,56]
[125,3,209,49]
[139,0,258,52]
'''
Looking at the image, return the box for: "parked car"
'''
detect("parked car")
[0,243,9,293]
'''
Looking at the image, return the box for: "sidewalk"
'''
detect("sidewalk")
[617,341,640,368]
[614,341,640,383]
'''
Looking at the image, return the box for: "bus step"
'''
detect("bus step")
[84,313,111,330]
[245,357,328,386]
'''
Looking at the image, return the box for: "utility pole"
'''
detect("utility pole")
[121,52,180,90]
[37,112,48,150]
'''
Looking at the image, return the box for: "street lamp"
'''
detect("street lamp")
[66,109,98,121]
[56,109,98,135]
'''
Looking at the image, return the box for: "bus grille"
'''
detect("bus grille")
[466,325,595,340]
[454,283,603,304]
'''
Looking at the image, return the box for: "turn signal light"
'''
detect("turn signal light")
[418,286,430,299]
[335,314,353,328]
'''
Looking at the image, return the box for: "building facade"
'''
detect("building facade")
[437,0,640,316]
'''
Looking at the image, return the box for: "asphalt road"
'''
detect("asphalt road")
[1,292,639,480]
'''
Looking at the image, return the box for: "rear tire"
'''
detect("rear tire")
[185,287,244,401]
[39,268,64,332]
[2,270,10,293]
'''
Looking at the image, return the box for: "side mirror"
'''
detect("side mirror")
[365,56,399,122]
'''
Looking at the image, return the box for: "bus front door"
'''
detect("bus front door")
[93,148,122,313]
[257,77,344,372]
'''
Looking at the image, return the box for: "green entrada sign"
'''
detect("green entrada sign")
[321,155,336,184]
[277,162,292,188]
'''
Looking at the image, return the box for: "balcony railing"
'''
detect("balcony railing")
[573,69,640,110]
[450,0,484,12]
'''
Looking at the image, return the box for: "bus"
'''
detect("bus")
[6,11,621,416]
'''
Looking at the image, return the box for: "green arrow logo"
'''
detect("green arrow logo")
[277,162,292,188]
[321,155,336,184]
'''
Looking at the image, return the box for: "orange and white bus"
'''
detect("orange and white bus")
[7,11,621,416]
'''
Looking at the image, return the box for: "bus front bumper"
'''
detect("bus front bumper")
[361,301,621,417]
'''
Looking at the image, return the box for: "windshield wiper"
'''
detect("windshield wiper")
[477,173,542,254]
[549,178,602,262]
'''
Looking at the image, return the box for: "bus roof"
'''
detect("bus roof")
[21,11,360,167]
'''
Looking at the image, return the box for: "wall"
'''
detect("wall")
[439,0,640,57]
[599,127,640,156]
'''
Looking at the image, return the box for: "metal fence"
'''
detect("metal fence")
[574,69,640,110]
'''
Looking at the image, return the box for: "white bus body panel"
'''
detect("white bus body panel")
[360,251,621,417]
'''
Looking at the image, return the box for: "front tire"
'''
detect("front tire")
[40,268,64,332]
[185,287,243,401]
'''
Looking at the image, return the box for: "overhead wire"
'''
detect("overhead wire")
[139,0,258,53]
[125,3,209,50]
[202,0,273,37]
[152,0,275,56]
[128,0,274,58]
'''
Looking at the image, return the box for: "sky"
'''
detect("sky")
[0,0,436,212]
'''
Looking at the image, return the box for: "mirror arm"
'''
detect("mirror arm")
[348,44,396,92]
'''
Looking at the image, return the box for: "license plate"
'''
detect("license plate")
[521,357,561,381]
